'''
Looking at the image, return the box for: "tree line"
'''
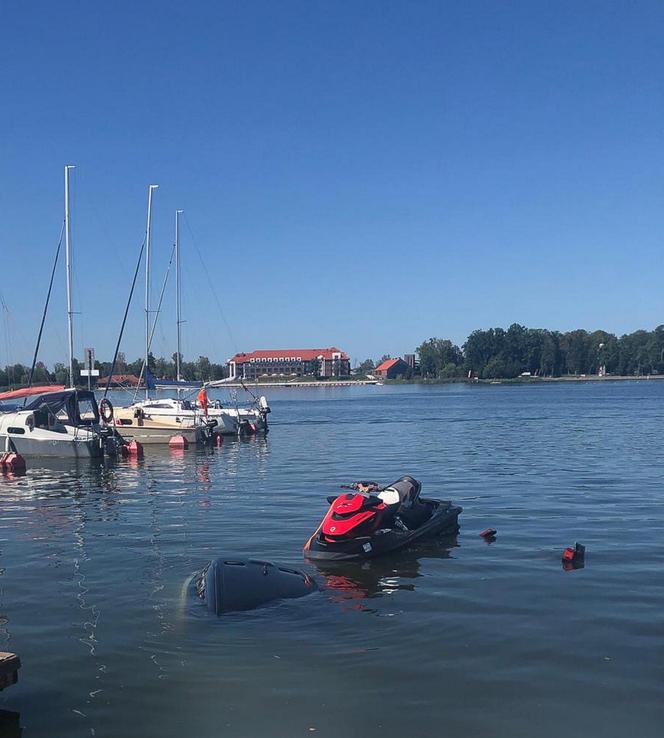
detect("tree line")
[357,324,664,380]
[5,325,664,388]
[0,352,228,389]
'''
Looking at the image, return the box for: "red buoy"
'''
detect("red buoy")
[127,440,144,458]
[562,543,586,570]
[214,433,223,447]
[169,435,189,450]
[562,547,576,561]
[0,453,26,474]
[479,528,497,538]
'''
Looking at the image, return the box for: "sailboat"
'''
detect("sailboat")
[0,167,110,458]
[112,189,214,444]
[128,210,270,435]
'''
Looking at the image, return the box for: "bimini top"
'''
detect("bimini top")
[22,389,100,424]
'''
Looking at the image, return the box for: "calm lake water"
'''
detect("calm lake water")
[0,382,662,737]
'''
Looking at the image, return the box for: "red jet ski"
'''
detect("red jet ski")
[303,476,462,561]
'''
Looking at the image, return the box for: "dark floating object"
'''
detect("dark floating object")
[562,542,586,571]
[0,710,20,738]
[0,652,20,691]
[195,558,318,615]
[479,528,497,539]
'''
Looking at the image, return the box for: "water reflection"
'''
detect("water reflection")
[313,535,459,609]
[220,435,270,479]
[1,384,662,738]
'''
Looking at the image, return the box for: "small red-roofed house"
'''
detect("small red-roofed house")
[374,357,410,379]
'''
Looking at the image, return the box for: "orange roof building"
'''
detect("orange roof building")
[96,373,142,387]
[374,357,410,379]
[228,348,350,380]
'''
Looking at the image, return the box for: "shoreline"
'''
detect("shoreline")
[209,374,663,389]
[388,374,664,386]
[4,375,658,394]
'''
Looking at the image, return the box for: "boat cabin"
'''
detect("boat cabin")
[23,389,100,430]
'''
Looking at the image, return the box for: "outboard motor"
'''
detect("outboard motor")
[98,425,124,457]
[195,558,318,615]
[202,418,218,443]
[258,395,270,431]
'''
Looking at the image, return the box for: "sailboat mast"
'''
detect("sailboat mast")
[64,165,75,389]
[144,184,158,399]
[175,209,183,383]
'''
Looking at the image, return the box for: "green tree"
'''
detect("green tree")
[417,338,462,378]
[195,356,212,381]
[356,358,375,376]
[32,361,52,384]
[53,362,68,385]
[539,331,562,376]
[561,330,590,374]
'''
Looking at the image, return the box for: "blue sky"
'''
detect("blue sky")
[1,0,663,368]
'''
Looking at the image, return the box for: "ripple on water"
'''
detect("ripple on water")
[0,382,662,737]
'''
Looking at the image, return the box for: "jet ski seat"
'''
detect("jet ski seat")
[377,476,422,508]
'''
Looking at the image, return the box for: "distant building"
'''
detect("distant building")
[374,357,410,379]
[404,354,417,370]
[96,373,141,387]
[228,348,351,380]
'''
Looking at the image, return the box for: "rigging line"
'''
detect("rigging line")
[103,237,147,400]
[0,295,12,385]
[181,213,238,355]
[133,242,176,402]
[73,263,86,358]
[0,292,34,365]
[238,377,259,402]
[24,222,66,401]
[0,293,9,367]
[181,214,263,397]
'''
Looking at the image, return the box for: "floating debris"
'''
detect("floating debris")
[562,542,586,571]
[0,652,20,691]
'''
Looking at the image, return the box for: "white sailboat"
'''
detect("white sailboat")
[112,189,213,444]
[130,209,270,435]
[0,166,108,458]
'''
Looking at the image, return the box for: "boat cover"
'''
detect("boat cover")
[0,385,65,401]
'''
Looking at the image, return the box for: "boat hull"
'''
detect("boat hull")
[112,424,201,445]
[2,434,103,459]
